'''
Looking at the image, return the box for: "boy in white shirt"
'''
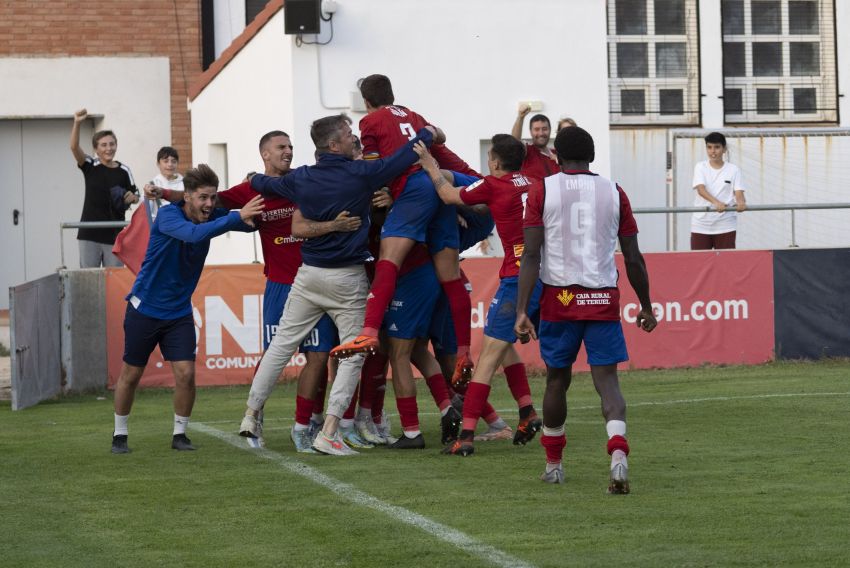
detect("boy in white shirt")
[148,146,184,219]
[691,132,747,250]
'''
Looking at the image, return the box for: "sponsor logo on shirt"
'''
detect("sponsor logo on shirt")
[557,289,575,307]
[513,244,525,267]
[261,206,295,222]
[273,236,302,245]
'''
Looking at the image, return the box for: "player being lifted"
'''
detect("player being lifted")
[415,134,544,456]
[330,74,475,385]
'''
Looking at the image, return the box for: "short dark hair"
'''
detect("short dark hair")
[359,74,395,108]
[705,132,727,147]
[259,130,290,152]
[310,114,351,153]
[529,114,551,129]
[156,146,179,162]
[183,163,219,192]
[554,126,595,164]
[490,134,526,172]
[92,130,116,148]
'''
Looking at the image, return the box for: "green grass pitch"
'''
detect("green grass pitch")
[1,360,848,567]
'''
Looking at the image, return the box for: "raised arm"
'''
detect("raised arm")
[70,109,88,166]
[291,208,362,239]
[512,103,531,140]
[157,197,261,242]
[619,234,657,332]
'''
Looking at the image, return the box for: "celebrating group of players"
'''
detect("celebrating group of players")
[113,74,657,493]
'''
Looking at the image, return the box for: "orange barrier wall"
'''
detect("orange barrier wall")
[105,250,775,388]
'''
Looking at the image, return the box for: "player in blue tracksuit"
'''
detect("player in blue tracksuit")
[110,164,261,455]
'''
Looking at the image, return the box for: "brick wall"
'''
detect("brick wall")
[0,1,204,164]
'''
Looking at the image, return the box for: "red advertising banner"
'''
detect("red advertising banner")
[105,250,774,388]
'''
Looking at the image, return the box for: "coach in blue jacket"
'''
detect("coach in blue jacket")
[239,114,439,455]
[111,164,262,454]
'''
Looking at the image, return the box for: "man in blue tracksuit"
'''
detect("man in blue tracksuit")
[239,113,439,455]
[111,164,262,454]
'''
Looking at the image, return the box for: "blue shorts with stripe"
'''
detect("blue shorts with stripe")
[263,280,339,352]
[538,320,628,368]
[382,263,440,340]
[123,303,196,366]
[484,277,543,343]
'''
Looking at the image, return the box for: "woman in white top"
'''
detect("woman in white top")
[691,132,747,250]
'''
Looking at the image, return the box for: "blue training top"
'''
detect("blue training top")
[250,128,434,268]
[127,201,251,319]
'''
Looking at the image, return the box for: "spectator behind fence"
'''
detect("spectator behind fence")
[70,109,139,268]
[691,132,747,250]
[511,104,559,178]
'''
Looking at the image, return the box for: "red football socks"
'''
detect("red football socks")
[362,260,399,336]
[311,366,329,415]
[342,384,359,420]
[396,396,420,433]
[607,435,630,456]
[461,381,490,432]
[541,433,567,464]
[481,402,499,424]
[441,278,471,349]
[504,362,533,409]
[294,395,313,427]
[425,374,451,411]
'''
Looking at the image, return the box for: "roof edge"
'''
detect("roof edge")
[188,0,285,101]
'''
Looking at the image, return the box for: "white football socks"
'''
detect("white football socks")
[173,414,190,435]
[114,414,129,436]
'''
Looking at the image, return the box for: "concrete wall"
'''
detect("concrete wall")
[0,57,172,183]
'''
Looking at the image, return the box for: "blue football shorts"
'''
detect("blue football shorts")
[382,263,440,340]
[538,319,629,368]
[484,276,543,343]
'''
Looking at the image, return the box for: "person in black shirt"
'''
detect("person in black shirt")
[70,108,139,268]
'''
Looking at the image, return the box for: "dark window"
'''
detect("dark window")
[722,0,745,35]
[793,88,817,112]
[617,43,649,77]
[790,42,820,75]
[723,42,746,77]
[655,0,685,34]
[656,43,687,77]
[616,0,647,34]
[621,90,646,114]
[756,88,780,113]
[752,1,781,34]
[789,1,819,34]
[752,42,782,76]
[245,0,267,25]
[659,89,684,114]
[724,89,743,114]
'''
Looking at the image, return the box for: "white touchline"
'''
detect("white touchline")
[190,422,538,568]
[196,391,850,425]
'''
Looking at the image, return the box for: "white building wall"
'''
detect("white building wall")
[193,0,611,265]
[0,57,171,183]
[699,0,724,128]
[190,10,296,264]
[837,1,850,127]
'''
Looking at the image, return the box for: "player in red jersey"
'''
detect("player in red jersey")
[330,74,476,387]
[514,126,657,490]
[415,134,545,456]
